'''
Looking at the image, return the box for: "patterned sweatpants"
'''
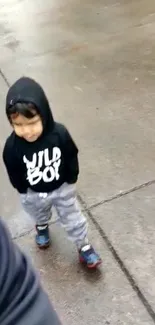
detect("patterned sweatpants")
[21,183,88,248]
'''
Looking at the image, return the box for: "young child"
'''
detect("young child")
[3,77,102,269]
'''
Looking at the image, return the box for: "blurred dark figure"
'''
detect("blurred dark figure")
[0,218,62,325]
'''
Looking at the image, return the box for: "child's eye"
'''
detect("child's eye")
[29,119,40,125]
[29,121,37,125]
[14,124,22,127]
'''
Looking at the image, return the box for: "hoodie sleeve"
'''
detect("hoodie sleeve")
[0,219,62,325]
[61,125,79,184]
[3,138,28,194]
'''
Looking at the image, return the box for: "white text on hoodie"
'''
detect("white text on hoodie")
[23,147,61,186]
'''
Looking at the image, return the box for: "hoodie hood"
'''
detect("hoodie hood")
[6,77,54,132]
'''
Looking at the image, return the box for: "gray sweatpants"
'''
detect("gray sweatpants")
[21,183,88,249]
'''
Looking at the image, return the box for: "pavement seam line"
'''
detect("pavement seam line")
[0,69,10,87]
[85,179,155,211]
[77,193,155,323]
[11,178,155,239]
[12,219,58,240]
[12,227,34,240]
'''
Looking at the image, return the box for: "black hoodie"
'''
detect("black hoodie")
[3,77,79,194]
[0,219,62,325]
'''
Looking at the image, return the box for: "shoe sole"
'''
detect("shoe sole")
[79,256,102,269]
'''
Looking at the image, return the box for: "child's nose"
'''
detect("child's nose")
[22,126,31,136]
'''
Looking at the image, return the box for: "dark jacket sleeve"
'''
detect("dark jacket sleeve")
[3,139,28,194]
[62,126,79,184]
[0,219,62,325]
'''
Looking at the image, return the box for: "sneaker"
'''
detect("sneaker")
[36,224,50,249]
[79,244,102,268]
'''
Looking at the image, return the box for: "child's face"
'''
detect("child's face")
[11,113,43,142]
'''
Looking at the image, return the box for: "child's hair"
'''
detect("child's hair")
[7,102,38,121]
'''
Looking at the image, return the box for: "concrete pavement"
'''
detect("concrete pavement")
[0,0,155,323]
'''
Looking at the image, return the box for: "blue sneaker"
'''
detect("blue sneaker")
[79,244,102,268]
[36,224,50,249]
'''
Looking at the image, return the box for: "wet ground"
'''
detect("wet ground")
[0,0,155,324]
